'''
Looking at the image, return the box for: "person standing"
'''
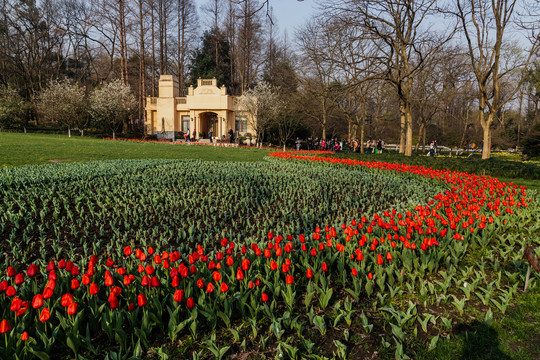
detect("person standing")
[429,141,435,156]
[209,128,213,143]
[295,137,301,151]
[185,128,190,143]
[229,129,234,143]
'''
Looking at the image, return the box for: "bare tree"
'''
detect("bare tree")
[297,19,339,140]
[176,0,197,95]
[456,0,540,159]
[326,0,456,156]
[236,0,264,94]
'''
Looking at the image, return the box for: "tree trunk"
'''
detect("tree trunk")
[360,118,365,154]
[422,125,426,152]
[139,0,146,132]
[415,122,425,152]
[405,109,413,157]
[113,130,116,139]
[68,127,71,138]
[399,102,406,154]
[460,106,470,149]
[517,87,523,149]
[151,0,156,96]
[480,111,493,160]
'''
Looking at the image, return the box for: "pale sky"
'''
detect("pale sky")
[269,0,317,36]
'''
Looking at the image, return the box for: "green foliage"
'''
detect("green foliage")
[188,29,234,92]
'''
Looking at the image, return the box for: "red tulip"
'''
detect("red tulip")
[10,297,22,312]
[109,296,119,309]
[16,302,28,317]
[270,260,278,271]
[21,331,29,341]
[212,271,221,282]
[58,259,66,269]
[236,269,244,280]
[46,261,55,272]
[32,294,44,309]
[0,280,7,291]
[13,273,24,286]
[27,264,39,277]
[261,293,269,302]
[67,302,78,316]
[377,254,383,265]
[173,289,184,302]
[66,261,74,272]
[206,283,214,293]
[137,294,147,307]
[386,252,393,261]
[220,282,229,293]
[368,273,373,280]
[197,278,205,289]
[124,246,132,256]
[61,293,74,307]
[7,266,16,277]
[186,297,195,309]
[286,275,294,285]
[306,268,313,278]
[150,276,160,287]
[39,308,50,322]
[322,262,328,272]
[82,274,90,285]
[43,287,53,300]
[0,319,11,333]
[128,303,135,312]
[48,270,57,280]
[71,278,80,290]
[89,282,99,295]
[351,268,358,276]
[144,265,154,275]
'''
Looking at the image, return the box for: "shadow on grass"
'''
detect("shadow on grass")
[454,321,512,360]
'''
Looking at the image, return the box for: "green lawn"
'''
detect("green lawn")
[0,133,271,166]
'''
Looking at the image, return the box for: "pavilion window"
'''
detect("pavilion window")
[235,115,247,132]
[181,115,190,132]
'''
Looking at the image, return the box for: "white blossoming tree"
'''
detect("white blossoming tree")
[38,80,87,137]
[90,80,136,139]
[237,82,282,147]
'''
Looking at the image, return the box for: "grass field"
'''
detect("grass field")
[0,133,271,166]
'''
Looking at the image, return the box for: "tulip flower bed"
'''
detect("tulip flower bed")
[0,153,538,359]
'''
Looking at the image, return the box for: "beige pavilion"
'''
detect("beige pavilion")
[145,75,254,141]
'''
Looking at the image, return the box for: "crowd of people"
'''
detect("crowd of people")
[301,137,387,153]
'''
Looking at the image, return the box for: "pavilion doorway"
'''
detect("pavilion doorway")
[199,112,218,139]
